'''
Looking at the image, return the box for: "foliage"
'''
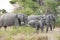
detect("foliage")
[10,0,40,15]
[56,15,60,26]
[10,0,60,15]
[44,0,60,15]
[1,9,7,13]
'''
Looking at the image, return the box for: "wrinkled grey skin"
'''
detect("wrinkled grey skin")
[17,14,28,25]
[27,15,43,22]
[0,13,20,29]
[28,20,40,33]
[44,14,56,33]
[27,15,46,33]
[47,14,56,29]
[39,17,45,32]
[28,18,45,33]
[44,15,52,33]
[27,14,56,33]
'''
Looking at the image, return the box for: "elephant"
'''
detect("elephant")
[43,14,53,33]
[46,16,52,32]
[37,14,57,33]
[45,14,57,31]
[28,17,45,33]
[45,14,57,28]
[28,20,40,33]
[17,13,28,25]
[0,13,20,29]
[27,15,43,22]
[27,14,56,33]
[27,15,46,33]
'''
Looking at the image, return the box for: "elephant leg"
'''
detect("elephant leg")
[4,26,7,30]
[46,25,49,33]
[41,27,44,32]
[41,24,44,32]
[23,17,26,25]
[36,25,40,33]
[46,27,48,33]
[18,18,21,25]
[49,23,52,31]
[15,18,20,26]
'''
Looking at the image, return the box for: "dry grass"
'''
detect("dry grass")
[0,26,60,40]
[29,33,48,40]
[13,33,48,40]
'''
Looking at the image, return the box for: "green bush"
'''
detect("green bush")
[11,0,40,15]
[56,16,60,26]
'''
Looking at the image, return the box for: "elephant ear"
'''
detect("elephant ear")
[14,17,19,26]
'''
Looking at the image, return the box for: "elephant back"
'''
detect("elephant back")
[0,13,18,26]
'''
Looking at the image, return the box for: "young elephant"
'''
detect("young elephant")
[28,15,45,33]
[17,14,28,25]
[39,17,45,32]
[0,13,20,29]
[28,20,40,33]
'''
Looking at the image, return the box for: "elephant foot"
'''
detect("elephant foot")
[4,26,7,31]
[46,28,48,33]
[50,29,52,31]
[36,30,39,33]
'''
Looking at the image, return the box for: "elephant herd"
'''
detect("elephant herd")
[0,13,57,33]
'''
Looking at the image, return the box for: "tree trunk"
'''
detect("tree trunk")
[35,0,44,6]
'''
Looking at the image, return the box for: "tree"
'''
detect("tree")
[1,9,7,13]
[10,0,60,15]
[35,0,45,6]
[10,0,40,15]
[9,1,16,4]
